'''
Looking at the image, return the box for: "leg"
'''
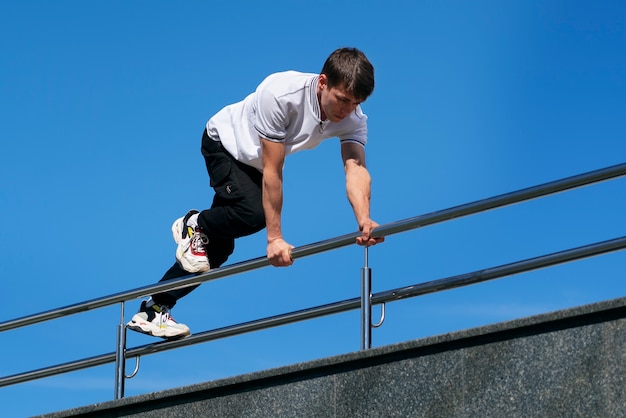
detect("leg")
[151,130,265,307]
[150,262,195,308]
[198,131,266,243]
[151,236,236,308]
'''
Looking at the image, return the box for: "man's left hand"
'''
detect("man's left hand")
[356,219,385,246]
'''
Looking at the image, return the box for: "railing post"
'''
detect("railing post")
[360,246,372,350]
[114,302,126,399]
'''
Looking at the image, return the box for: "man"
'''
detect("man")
[127,47,384,339]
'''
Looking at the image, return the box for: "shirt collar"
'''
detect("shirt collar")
[308,75,321,121]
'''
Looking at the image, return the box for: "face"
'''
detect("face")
[318,74,363,122]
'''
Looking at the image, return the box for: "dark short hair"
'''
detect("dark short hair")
[321,47,374,101]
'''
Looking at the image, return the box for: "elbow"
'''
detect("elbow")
[344,158,367,174]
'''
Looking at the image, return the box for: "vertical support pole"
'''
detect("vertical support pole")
[114,302,126,400]
[360,246,372,350]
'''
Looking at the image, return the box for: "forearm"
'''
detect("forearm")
[262,170,284,243]
[345,160,372,227]
[261,138,294,265]
[346,160,383,246]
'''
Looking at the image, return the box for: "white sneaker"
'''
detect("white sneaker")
[126,300,190,339]
[172,209,210,273]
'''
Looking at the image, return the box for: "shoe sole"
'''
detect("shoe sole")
[171,216,185,245]
[127,326,190,340]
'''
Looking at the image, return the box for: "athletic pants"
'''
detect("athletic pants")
[151,129,266,307]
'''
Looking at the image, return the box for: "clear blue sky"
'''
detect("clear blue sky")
[1,1,625,416]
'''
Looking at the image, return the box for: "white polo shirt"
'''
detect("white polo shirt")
[206,71,368,171]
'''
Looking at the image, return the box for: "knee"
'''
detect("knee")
[245,204,266,233]
[231,194,265,234]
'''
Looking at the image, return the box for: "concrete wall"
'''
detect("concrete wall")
[42,297,626,417]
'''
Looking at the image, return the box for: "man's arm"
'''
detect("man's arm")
[261,137,295,266]
[341,142,384,246]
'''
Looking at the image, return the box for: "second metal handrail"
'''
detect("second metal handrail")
[1,234,624,389]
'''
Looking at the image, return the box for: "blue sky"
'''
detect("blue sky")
[1,1,625,416]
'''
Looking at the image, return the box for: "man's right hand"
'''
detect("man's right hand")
[267,238,295,267]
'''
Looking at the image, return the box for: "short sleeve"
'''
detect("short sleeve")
[253,85,289,142]
[339,106,368,148]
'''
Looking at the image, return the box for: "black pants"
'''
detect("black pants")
[152,129,266,307]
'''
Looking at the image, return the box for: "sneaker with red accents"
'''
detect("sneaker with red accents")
[126,299,190,339]
[172,209,210,273]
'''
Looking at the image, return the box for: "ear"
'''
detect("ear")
[318,73,328,89]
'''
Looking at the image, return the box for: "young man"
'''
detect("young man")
[127,47,384,339]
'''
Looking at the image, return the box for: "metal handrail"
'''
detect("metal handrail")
[2,162,625,333]
[0,162,625,393]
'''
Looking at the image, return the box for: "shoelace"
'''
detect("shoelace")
[154,305,173,327]
[191,228,209,253]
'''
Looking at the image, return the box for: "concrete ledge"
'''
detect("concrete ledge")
[41,296,626,417]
